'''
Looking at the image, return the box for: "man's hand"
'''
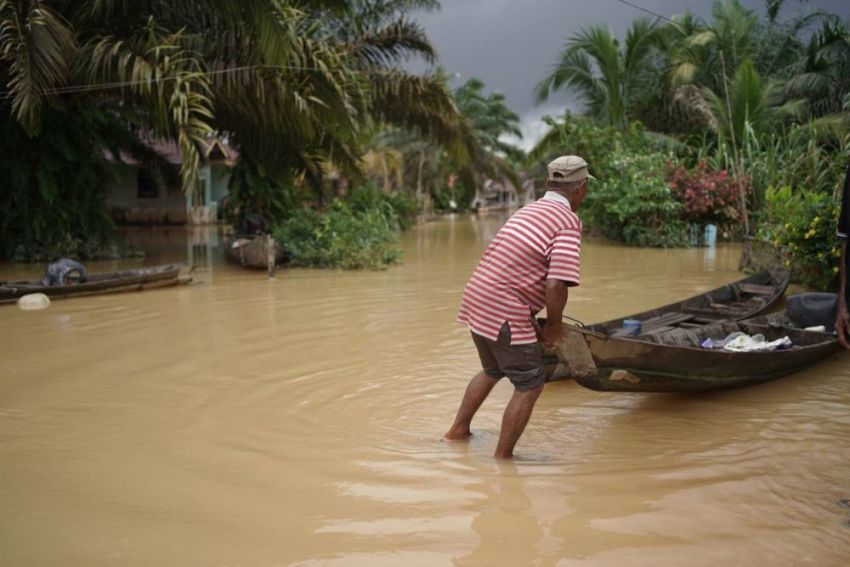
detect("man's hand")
[541,320,564,349]
[836,300,850,349]
[541,279,568,348]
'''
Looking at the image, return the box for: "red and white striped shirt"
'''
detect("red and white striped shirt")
[457,192,582,345]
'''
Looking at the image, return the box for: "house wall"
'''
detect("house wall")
[210,164,230,204]
[108,162,233,225]
[107,164,188,225]
[188,163,232,224]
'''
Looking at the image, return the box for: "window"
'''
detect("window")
[137,169,158,199]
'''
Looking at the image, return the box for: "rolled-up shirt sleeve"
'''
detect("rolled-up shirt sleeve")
[839,166,849,240]
[548,227,581,286]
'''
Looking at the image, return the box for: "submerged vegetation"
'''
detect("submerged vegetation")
[1,0,848,281]
[276,187,415,270]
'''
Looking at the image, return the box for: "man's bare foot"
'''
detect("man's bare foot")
[494,451,513,460]
[442,430,473,442]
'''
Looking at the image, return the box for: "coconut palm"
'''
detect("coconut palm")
[325,0,475,167]
[664,0,832,134]
[785,18,850,125]
[535,18,663,131]
[451,77,522,193]
[668,0,760,94]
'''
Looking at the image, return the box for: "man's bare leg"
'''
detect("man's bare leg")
[494,383,544,459]
[444,371,500,440]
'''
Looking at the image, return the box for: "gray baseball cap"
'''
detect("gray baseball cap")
[547,155,596,182]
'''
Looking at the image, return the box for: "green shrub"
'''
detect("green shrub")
[275,199,402,270]
[347,184,418,230]
[756,185,841,291]
[583,151,689,247]
[530,112,654,172]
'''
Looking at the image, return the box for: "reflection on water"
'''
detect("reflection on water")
[1,214,848,566]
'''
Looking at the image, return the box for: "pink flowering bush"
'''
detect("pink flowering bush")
[667,162,747,231]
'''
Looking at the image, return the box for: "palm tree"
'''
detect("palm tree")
[452,77,522,193]
[0,0,478,256]
[785,18,850,125]
[665,0,833,135]
[668,0,759,93]
[0,0,364,191]
[534,18,662,131]
[326,0,475,169]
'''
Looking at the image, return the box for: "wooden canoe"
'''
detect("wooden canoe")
[225,235,285,269]
[585,268,790,334]
[0,264,192,304]
[542,268,791,386]
[557,311,840,392]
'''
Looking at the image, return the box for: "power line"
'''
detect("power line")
[1,63,416,98]
[0,63,338,98]
[609,0,679,25]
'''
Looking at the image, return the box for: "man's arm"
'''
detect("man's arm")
[541,279,568,347]
[545,225,581,347]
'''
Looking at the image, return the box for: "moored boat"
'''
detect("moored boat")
[0,264,193,304]
[563,310,840,393]
[225,234,285,269]
[542,269,792,385]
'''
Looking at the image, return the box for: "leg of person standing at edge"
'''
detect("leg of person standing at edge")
[835,163,849,349]
[444,371,500,440]
[494,384,544,459]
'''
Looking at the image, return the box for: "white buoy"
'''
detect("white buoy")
[17,293,51,311]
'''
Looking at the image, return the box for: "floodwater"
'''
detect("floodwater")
[1,215,848,566]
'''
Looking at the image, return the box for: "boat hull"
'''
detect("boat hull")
[225,236,285,269]
[0,264,192,304]
[545,314,841,392]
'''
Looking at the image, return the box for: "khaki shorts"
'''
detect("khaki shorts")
[471,322,545,391]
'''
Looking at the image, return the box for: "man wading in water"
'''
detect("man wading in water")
[445,155,592,459]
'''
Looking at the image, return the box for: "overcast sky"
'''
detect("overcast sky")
[411,0,850,149]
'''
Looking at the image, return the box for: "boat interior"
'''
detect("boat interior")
[627,312,832,349]
[591,270,788,335]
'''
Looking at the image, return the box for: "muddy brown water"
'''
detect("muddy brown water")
[1,216,849,566]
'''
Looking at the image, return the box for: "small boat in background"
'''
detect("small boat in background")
[0,264,192,304]
[225,234,285,269]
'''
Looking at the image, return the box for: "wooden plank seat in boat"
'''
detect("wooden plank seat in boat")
[611,312,695,337]
[737,283,777,295]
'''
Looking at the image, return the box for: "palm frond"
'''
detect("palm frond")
[79,18,214,192]
[369,70,474,165]
[349,18,435,66]
[0,0,74,133]
[673,84,720,133]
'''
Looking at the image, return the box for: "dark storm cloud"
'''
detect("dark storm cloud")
[412,0,850,148]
